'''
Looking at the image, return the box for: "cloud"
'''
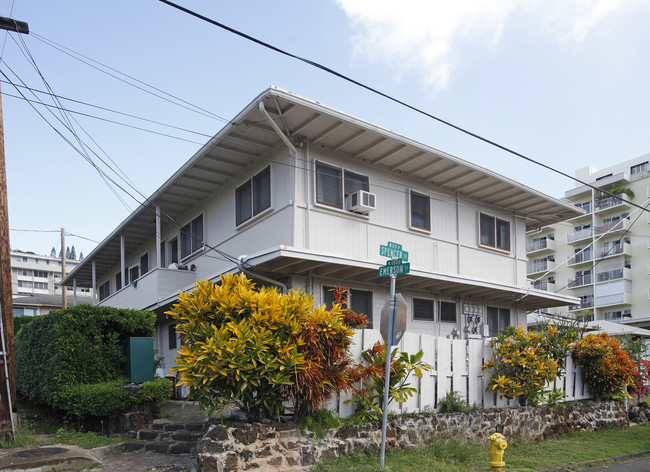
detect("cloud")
[335,0,638,90]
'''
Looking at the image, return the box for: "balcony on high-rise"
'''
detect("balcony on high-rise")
[526,235,556,255]
[567,227,593,244]
[567,272,593,289]
[594,218,630,235]
[567,247,593,267]
[594,193,631,212]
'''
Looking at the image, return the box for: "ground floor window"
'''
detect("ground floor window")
[323,286,373,328]
[413,298,434,321]
[168,324,177,350]
[439,301,457,323]
[487,306,510,337]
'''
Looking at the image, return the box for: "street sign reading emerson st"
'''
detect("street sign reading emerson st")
[378,262,410,277]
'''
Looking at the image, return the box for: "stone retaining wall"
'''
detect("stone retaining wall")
[197,401,646,472]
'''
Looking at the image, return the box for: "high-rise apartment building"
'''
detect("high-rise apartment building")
[11,250,92,316]
[526,154,650,329]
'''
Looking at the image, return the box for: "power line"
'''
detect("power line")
[157,0,650,216]
[31,32,231,124]
[0,80,214,139]
[2,90,206,145]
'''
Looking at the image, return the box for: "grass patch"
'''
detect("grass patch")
[1,399,126,450]
[310,423,650,472]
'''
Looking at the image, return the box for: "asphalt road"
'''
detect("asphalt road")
[580,456,650,472]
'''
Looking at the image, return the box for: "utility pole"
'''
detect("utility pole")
[0,15,29,440]
[61,228,67,309]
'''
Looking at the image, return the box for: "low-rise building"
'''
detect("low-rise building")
[61,87,581,374]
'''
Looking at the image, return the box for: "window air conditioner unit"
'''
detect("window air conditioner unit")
[346,190,376,214]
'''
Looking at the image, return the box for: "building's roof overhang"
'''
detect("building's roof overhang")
[238,246,578,311]
[63,87,582,287]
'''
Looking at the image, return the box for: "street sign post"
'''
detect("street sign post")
[377,242,410,468]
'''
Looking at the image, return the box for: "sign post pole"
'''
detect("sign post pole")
[379,272,396,468]
[377,241,410,468]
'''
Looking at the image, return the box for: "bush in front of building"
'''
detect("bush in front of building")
[136,377,174,410]
[482,324,576,406]
[15,304,156,416]
[168,274,365,421]
[572,333,636,400]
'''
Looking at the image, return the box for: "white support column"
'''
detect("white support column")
[91,260,96,305]
[120,234,126,284]
[72,278,77,306]
[156,206,162,268]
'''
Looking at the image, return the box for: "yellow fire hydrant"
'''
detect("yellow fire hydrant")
[488,432,508,471]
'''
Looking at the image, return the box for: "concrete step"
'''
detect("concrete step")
[121,439,197,455]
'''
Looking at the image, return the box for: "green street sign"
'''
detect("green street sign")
[379,243,409,262]
[378,262,410,277]
[386,258,403,266]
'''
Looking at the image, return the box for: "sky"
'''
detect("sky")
[1,0,649,258]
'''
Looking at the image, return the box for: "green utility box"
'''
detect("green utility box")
[124,337,154,383]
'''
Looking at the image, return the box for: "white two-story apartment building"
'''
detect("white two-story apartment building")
[61,87,581,374]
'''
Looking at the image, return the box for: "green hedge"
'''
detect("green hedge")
[15,304,156,415]
[137,377,174,410]
[13,315,43,335]
[58,380,135,418]
[54,378,173,418]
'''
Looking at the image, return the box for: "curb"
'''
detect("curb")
[540,451,650,471]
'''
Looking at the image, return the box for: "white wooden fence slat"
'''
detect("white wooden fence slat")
[399,332,421,414]
[451,339,465,400]
[467,339,483,406]
[420,334,437,412]
[437,337,452,406]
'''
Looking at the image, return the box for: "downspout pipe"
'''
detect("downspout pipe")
[258,101,297,156]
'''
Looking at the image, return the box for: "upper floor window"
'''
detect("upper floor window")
[180,214,204,259]
[140,253,149,276]
[115,272,122,291]
[33,270,48,278]
[236,166,271,226]
[11,256,27,263]
[99,280,110,301]
[574,200,592,213]
[480,213,510,251]
[631,161,648,175]
[315,162,369,209]
[410,190,430,231]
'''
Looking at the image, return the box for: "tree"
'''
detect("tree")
[65,246,71,259]
[50,247,56,257]
[79,252,84,260]
[71,246,77,260]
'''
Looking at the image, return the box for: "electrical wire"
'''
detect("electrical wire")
[0,80,214,139]
[157,0,650,217]
[31,32,231,124]
[2,90,206,145]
